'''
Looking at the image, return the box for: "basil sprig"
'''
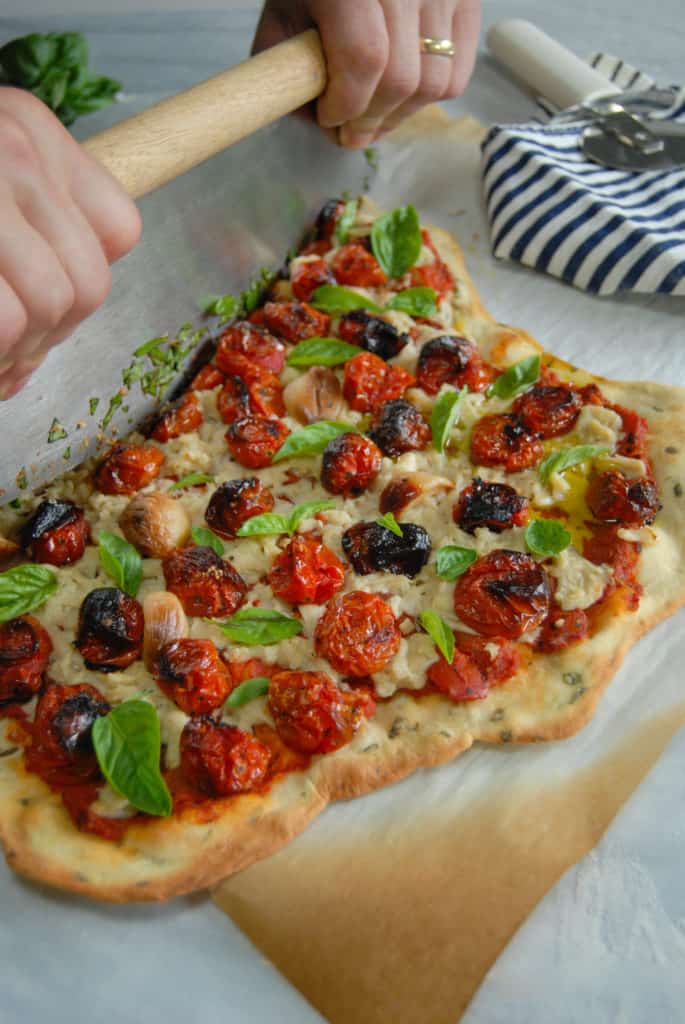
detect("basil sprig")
[375,511,403,537]
[311,285,383,315]
[386,287,438,318]
[92,700,172,817]
[435,546,477,581]
[0,564,57,624]
[170,473,214,491]
[209,608,303,645]
[539,444,610,485]
[272,421,356,463]
[203,294,239,318]
[237,500,335,537]
[226,676,271,708]
[98,531,143,598]
[286,337,361,367]
[419,609,455,665]
[431,387,467,453]
[334,198,358,244]
[191,526,225,556]
[524,518,571,558]
[487,355,541,400]
[371,205,422,278]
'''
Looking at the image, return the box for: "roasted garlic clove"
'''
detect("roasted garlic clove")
[143,591,188,672]
[378,471,454,516]
[283,366,345,424]
[119,492,190,558]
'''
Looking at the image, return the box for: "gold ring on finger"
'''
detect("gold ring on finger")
[420,37,455,58]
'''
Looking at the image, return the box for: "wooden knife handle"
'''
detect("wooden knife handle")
[83,29,327,199]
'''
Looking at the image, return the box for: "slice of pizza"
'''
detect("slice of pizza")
[0,197,683,902]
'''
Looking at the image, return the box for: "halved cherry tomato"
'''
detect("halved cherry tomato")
[180,717,270,796]
[150,392,203,443]
[453,550,551,639]
[162,545,246,618]
[262,301,331,342]
[75,588,143,672]
[586,470,660,527]
[21,499,89,566]
[410,259,454,299]
[216,322,285,376]
[29,682,110,773]
[536,607,589,653]
[320,432,382,497]
[291,257,334,302]
[156,639,233,715]
[94,444,164,495]
[426,632,521,702]
[205,478,274,538]
[216,376,251,424]
[470,414,543,473]
[611,404,650,461]
[454,478,529,534]
[416,335,495,395]
[268,670,375,754]
[332,242,386,288]
[343,351,414,413]
[268,534,345,605]
[314,590,400,676]
[0,615,52,704]
[192,363,225,391]
[225,415,290,468]
[512,385,582,439]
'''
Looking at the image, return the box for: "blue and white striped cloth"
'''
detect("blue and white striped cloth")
[481,55,685,296]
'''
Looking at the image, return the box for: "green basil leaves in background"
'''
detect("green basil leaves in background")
[375,511,403,537]
[209,607,303,646]
[334,198,359,244]
[286,337,361,367]
[170,473,214,491]
[371,205,422,278]
[419,609,455,665]
[92,701,172,817]
[311,285,383,315]
[386,287,438,318]
[226,676,270,708]
[273,421,356,462]
[0,564,58,623]
[487,355,541,400]
[524,519,572,558]
[539,444,610,485]
[431,387,467,453]
[98,532,143,598]
[203,294,239,318]
[435,546,477,581]
[237,500,335,538]
[191,526,225,556]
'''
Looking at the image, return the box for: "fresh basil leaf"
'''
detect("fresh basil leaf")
[487,355,541,400]
[419,609,455,665]
[204,293,239,318]
[0,564,58,624]
[98,531,143,598]
[272,420,356,463]
[524,519,572,558]
[311,285,383,315]
[435,546,477,581]
[375,511,403,537]
[169,472,214,491]
[286,500,336,534]
[92,701,172,817]
[371,205,422,278]
[241,267,276,315]
[431,387,467,453]
[209,608,303,646]
[538,444,610,485]
[386,287,437,318]
[236,513,289,537]
[334,198,358,244]
[191,527,225,556]
[286,337,361,367]
[226,676,271,708]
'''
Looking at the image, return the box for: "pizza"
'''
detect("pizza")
[0,197,683,902]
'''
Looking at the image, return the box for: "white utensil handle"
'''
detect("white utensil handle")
[487,19,621,109]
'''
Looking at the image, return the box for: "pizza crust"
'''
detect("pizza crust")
[1,218,684,902]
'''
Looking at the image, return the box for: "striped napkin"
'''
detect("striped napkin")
[481,55,685,296]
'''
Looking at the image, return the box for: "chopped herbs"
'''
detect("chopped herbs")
[47,418,67,443]
[16,468,27,491]
[89,397,99,415]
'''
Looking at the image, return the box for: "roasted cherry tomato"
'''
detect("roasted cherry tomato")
[331,242,386,288]
[216,375,251,424]
[536,606,589,653]
[225,415,289,468]
[246,371,286,419]
[29,682,110,773]
[314,590,400,676]
[343,351,414,413]
[410,259,455,299]
[453,550,551,640]
[291,256,334,301]
[454,478,529,534]
[342,520,432,578]
[612,404,650,461]
[470,414,543,473]
[299,239,332,257]
[512,385,582,439]
[162,545,246,618]
[314,198,345,242]
[337,310,408,361]
[180,717,270,796]
[191,363,225,391]
[426,633,520,701]
[94,444,164,495]
[21,498,89,566]
[226,656,280,689]
[216,321,286,376]
[586,470,660,527]
[0,615,52,704]
[205,478,274,538]
[368,399,431,457]
[416,335,494,395]
[75,588,143,672]
[378,477,422,516]
[268,670,375,754]
[156,639,233,715]
[262,301,331,343]
[583,524,640,592]
[150,392,203,443]
[268,534,345,605]
[321,432,382,497]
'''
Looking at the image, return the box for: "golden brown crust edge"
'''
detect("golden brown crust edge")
[1,220,685,902]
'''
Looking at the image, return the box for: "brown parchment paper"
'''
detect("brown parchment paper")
[212,107,685,1024]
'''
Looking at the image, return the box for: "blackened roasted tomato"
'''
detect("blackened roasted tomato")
[426,633,521,701]
[613,404,649,461]
[95,444,164,495]
[331,242,386,287]
[216,321,286,376]
[225,415,289,468]
[150,392,203,443]
[338,310,408,361]
[162,545,247,618]
[262,301,331,342]
[453,550,551,639]
[314,590,401,676]
[470,414,543,473]
[454,478,529,534]
[314,198,345,242]
[511,385,582,439]
[321,432,382,497]
[180,717,270,796]
[156,639,232,715]
[29,682,110,772]
[416,336,494,394]
[343,351,415,413]
[342,521,431,578]
[291,256,334,302]
[75,588,143,672]
[536,606,589,653]
[0,615,52,704]
[268,670,375,754]
[191,363,225,391]
[586,470,660,527]
[368,399,431,457]
[20,498,89,566]
[205,478,274,538]
[268,535,345,605]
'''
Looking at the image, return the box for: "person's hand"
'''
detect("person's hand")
[253,0,480,148]
[0,87,141,400]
